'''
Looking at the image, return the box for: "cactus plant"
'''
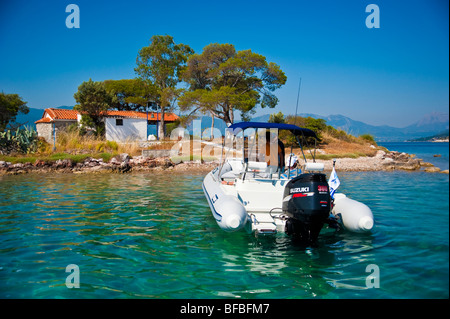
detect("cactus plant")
[0,126,38,154]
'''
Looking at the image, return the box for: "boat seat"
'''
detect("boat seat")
[221,171,239,181]
[247,161,267,172]
[303,162,324,171]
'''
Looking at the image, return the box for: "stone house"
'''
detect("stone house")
[35,108,179,143]
[35,108,79,144]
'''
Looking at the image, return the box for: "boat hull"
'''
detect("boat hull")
[332,193,374,232]
[202,167,374,237]
[202,171,248,232]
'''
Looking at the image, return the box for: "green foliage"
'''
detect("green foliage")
[359,134,377,145]
[106,140,119,151]
[135,35,194,138]
[268,112,285,124]
[135,35,193,89]
[0,126,38,154]
[278,115,327,147]
[325,126,354,142]
[73,79,113,137]
[178,43,287,125]
[285,115,327,135]
[0,92,29,131]
[104,78,157,111]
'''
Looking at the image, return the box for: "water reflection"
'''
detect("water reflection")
[213,225,380,298]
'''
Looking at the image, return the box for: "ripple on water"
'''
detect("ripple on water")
[0,171,448,298]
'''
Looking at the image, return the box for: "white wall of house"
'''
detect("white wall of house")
[105,117,147,142]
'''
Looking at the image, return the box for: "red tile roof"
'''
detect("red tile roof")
[108,110,179,122]
[47,108,79,120]
[35,108,179,124]
[34,117,53,124]
[35,108,78,123]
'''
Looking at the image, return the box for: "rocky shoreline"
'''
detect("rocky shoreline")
[316,150,448,173]
[0,149,448,176]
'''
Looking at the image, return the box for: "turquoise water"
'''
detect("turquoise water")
[0,143,448,299]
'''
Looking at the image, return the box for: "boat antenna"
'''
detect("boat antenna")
[293,77,302,126]
[288,77,302,176]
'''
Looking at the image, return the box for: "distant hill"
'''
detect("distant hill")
[410,129,449,142]
[12,107,45,128]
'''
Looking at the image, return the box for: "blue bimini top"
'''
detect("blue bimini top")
[227,122,317,139]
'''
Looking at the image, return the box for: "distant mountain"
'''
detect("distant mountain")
[402,112,449,136]
[297,112,449,142]
[12,107,45,128]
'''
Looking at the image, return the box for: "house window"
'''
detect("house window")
[116,119,123,126]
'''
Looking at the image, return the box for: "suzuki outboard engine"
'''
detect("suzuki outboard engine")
[282,173,331,244]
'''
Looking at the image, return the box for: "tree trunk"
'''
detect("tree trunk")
[229,108,234,126]
[158,106,165,140]
[210,112,214,139]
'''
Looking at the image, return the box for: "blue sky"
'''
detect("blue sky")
[0,0,448,127]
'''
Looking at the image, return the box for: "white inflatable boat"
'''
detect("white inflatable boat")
[202,122,374,244]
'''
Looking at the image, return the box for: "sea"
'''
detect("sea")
[0,142,448,301]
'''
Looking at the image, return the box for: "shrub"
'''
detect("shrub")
[359,134,377,145]
[106,140,119,151]
[0,126,39,154]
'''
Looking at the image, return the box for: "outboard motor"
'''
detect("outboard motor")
[282,173,331,244]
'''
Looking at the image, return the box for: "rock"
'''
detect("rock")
[396,159,421,171]
[119,153,130,162]
[34,159,48,167]
[375,150,386,158]
[55,159,74,168]
[419,161,434,167]
[424,167,441,173]
[164,158,174,168]
[88,165,104,172]
[129,155,146,166]
[440,170,449,174]
[0,161,7,168]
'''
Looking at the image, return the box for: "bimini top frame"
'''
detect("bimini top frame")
[220,122,320,179]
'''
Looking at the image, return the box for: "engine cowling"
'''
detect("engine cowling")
[282,173,331,243]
